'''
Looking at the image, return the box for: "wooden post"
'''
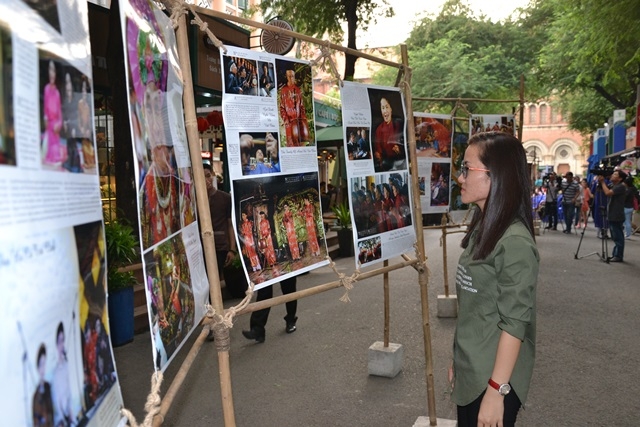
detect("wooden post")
[383,260,390,347]
[170,11,237,427]
[400,44,438,426]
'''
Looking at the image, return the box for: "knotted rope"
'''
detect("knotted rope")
[121,371,164,427]
[164,0,227,54]
[310,41,343,87]
[328,257,361,302]
[204,281,255,351]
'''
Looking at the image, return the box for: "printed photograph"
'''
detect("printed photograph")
[357,236,382,266]
[345,126,371,161]
[414,115,452,158]
[144,234,196,370]
[222,55,259,96]
[239,131,281,176]
[275,59,315,147]
[367,88,406,172]
[234,172,326,285]
[0,25,15,166]
[257,61,276,98]
[349,171,412,239]
[39,54,97,173]
[430,162,451,207]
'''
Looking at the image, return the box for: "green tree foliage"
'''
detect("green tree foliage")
[373,0,550,114]
[537,0,640,134]
[256,0,393,80]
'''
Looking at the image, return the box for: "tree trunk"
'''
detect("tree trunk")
[343,0,358,81]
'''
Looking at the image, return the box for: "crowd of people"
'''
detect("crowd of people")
[532,169,638,263]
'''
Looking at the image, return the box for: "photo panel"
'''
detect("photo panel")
[0,24,15,166]
[414,115,452,158]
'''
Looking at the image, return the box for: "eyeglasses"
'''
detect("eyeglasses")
[459,164,490,179]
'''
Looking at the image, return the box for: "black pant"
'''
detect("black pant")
[249,277,297,336]
[545,201,557,228]
[457,388,522,427]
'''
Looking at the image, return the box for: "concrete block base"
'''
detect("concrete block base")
[437,295,458,318]
[413,416,457,426]
[368,341,404,378]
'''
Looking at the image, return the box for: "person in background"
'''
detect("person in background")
[33,344,54,427]
[560,171,580,234]
[242,277,298,343]
[543,172,559,230]
[598,170,627,262]
[623,176,638,239]
[449,131,538,427]
[577,178,593,229]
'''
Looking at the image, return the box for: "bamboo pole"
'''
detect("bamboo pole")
[400,44,437,426]
[383,260,390,347]
[413,96,521,103]
[169,11,237,427]
[441,215,450,298]
[237,258,420,315]
[190,6,402,70]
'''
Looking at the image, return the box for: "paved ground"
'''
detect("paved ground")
[114,216,640,426]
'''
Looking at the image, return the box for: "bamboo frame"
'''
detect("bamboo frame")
[145,4,437,427]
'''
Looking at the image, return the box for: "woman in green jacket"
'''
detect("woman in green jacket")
[449,131,539,427]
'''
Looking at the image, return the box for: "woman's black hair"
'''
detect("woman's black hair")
[461,131,535,260]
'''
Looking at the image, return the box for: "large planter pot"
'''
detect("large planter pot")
[337,228,354,257]
[108,286,134,347]
[223,266,249,299]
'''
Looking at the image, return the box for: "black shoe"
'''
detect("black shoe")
[285,316,298,334]
[608,257,623,262]
[544,226,552,230]
[242,329,265,343]
[563,230,570,234]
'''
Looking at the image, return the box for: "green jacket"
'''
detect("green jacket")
[452,221,539,406]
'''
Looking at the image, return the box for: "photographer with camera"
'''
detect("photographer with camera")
[561,172,580,234]
[598,170,627,262]
[543,172,560,230]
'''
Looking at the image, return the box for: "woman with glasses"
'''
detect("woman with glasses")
[449,132,539,427]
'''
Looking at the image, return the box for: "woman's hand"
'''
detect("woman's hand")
[477,387,505,427]
[447,360,454,390]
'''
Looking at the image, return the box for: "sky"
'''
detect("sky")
[355,0,531,48]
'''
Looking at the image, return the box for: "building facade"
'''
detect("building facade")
[521,101,587,180]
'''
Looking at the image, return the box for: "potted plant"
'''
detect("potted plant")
[105,220,139,346]
[223,252,249,299]
[332,202,354,257]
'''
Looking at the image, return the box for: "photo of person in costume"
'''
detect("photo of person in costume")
[234,173,327,287]
[144,235,196,367]
[276,59,314,147]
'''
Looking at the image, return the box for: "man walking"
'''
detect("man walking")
[598,170,627,262]
[561,172,580,233]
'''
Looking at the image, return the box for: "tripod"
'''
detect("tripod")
[574,192,609,262]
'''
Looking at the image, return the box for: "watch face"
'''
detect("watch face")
[499,384,511,396]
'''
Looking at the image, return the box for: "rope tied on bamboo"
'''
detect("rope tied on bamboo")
[203,281,255,350]
[164,0,227,54]
[327,258,361,302]
[413,242,428,273]
[310,42,343,87]
[121,371,164,427]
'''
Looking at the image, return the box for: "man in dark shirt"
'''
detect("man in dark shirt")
[598,170,627,262]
